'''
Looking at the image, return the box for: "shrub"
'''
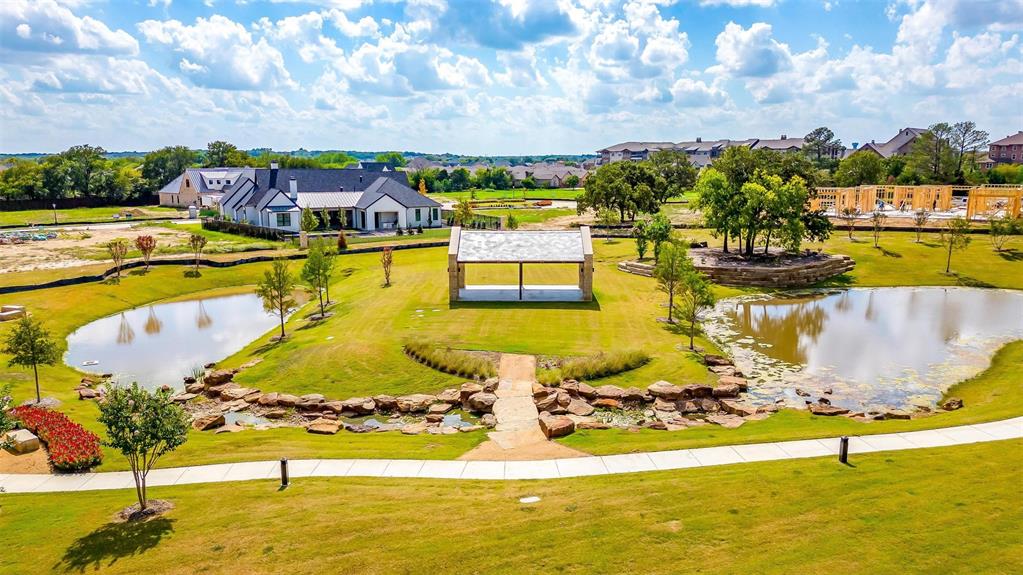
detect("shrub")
[403,341,497,379]
[539,350,651,384]
[11,406,102,471]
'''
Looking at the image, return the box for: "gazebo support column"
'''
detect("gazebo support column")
[518,262,523,301]
[448,226,462,302]
[580,226,594,301]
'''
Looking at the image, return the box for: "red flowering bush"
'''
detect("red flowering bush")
[11,406,102,471]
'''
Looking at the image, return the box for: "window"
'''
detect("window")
[276,213,292,227]
[216,179,221,184]
[432,208,438,221]
[226,180,231,184]
[415,208,421,221]
[185,179,190,188]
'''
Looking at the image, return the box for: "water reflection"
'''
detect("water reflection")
[705,287,1023,410]
[65,293,280,390]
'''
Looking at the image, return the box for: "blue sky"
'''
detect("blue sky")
[1,0,1020,155]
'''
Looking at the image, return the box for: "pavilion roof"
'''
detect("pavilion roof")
[453,228,592,263]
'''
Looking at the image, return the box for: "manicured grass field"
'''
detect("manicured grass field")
[428,188,582,201]
[2,439,1020,574]
[476,208,577,225]
[0,205,182,227]
[1,230,1020,468]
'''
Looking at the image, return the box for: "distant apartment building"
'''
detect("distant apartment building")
[597,135,816,167]
[988,131,1023,165]
[849,127,928,159]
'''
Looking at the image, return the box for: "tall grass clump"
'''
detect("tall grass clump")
[538,350,651,385]
[403,341,497,379]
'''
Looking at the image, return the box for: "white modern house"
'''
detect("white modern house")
[215,164,441,233]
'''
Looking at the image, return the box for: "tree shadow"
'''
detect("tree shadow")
[950,273,995,288]
[813,273,854,288]
[874,246,902,258]
[919,241,942,249]
[56,517,175,573]
[128,269,150,276]
[183,269,202,278]
[100,277,122,285]
[997,248,1023,262]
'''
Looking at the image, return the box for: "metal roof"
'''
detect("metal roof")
[296,192,363,209]
[456,230,589,263]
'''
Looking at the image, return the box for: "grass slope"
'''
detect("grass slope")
[0,205,182,227]
[1,440,1020,574]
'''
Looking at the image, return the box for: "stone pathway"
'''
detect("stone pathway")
[460,354,587,461]
[3,418,1019,493]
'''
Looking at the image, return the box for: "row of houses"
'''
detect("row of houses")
[158,161,442,233]
[599,128,1023,170]
[407,157,590,188]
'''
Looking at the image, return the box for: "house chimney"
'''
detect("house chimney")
[289,176,297,200]
[359,175,363,183]
[781,134,787,140]
[696,137,702,143]
[270,161,279,171]
[852,142,859,149]
[338,185,344,192]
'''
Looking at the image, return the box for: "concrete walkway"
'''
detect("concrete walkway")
[2,417,1019,494]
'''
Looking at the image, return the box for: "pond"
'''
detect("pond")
[65,293,279,390]
[704,287,1023,411]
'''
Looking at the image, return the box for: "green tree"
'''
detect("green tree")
[141,146,198,191]
[648,149,697,203]
[300,207,318,233]
[108,238,128,278]
[449,167,471,190]
[654,239,688,323]
[989,215,1019,252]
[940,216,972,274]
[521,175,537,189]
[188,233,207,271]
[633,219,650,259]
[319,208,331,230]
[98,382,189,513]
[949,122,989,179]
[578,161,659,221]
[505,213,519,230]
[673,267,715,350]
[870,210,887,248]
[374,151,408,167]
[596,207,620,243]
[647,213,673,261]
[3,316,59,403]
[563,174,580,188]
[907,123,954,182]
[0,384,16,450]
[835,153,884,186]
[204,141,250,167]
[0,158,45,200]
[913,209,930,243]
[317,151,358,168]
[454,199,474,226]
[301,245,331,316]
[803,127,842,167]
[693,168,736,251]
[256,259,297,339]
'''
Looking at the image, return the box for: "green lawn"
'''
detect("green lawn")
[1,230,1020,468]
[2,439,1020,574]
[476,208,577,225]
[0,205,182,227]
[428,188,582,201]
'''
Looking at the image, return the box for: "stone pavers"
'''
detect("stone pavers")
[4,417,1020,493]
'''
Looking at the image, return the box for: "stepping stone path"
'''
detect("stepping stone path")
[461,354,587,461]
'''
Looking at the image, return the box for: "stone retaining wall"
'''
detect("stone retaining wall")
[618,251,855,288]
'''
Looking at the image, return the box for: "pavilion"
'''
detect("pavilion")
[447,226,594,302]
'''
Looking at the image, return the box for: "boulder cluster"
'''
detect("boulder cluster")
[178,369,507,436]
[530,358,774,434]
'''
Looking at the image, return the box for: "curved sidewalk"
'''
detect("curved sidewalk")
[2,417,1020,494]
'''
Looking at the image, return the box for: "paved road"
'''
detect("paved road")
[2,416,1019,493]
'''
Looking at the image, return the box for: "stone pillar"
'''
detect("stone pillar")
[448,226,462,302]
[299,231,309,249]
[580,226,594,302]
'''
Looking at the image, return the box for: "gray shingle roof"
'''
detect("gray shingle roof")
[355,177,441,209]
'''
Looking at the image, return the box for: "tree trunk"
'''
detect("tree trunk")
[33,363,40,403]
[689,317,695,349]
[667,290,674,323]
[318,288,324,316]
[722,233,729,253]
[279,306,286,338]
[946,242,953,273]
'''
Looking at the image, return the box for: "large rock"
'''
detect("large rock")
[682,384,714,399]
[706,414,745,428]
[401,421,431,435]
[341,397,376,415]
[555,390,572,407]
[480,413,497,428]
[595,385,625,400]
[459,382,483,402]
[882,409,912,420]
[78,388,99,400]
[171,392,197,403]
[373,395,397,411]
[592,398,622,409]
[566,399,595,417]
[276,394,300,407]
[941,397,964,411]
[306,418,341,435]
[192,414,225,431]
[206,382,239,397]
[575,382,597,399]
[428,402,453,415]
[4,429,40,454]
[808,403,851,416]
[396,394,436,413]
[653,398,678,412]
[719,399,756,416]
[621,387,648,403]
[467,392,498,413]
[648,381,683,400]
[436,388,461,404]
[482,378,499,393]
[678,399,702,414]
[204,369,235,386]
[534,392,559,412]
[712,383,742,399]
[577,420,612,430]
[300,393,325,403]
[697,398,720,413]
[717,375,749,392]
[257,392,279,407]
[185,382,205,394]
[539,415,575,438]
[263,408,288,419]
[703,354,732,367]
[220,387,258,402]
